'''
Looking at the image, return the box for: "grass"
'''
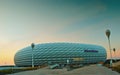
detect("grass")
[103,63,120,73]
[112,65,120,73]
[0,67,38,74]
[0,65,47,74]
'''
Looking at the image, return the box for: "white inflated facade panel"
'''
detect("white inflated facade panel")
[14,43,107,66]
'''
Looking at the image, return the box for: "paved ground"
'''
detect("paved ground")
[7,65,120,75]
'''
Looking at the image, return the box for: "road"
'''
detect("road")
[7,65,120,75]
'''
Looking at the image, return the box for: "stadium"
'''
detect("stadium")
[14,43,107,67]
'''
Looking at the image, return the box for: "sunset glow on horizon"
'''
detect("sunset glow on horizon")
[0,0,120,65]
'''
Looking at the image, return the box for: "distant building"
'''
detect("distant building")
[14,43,107,67]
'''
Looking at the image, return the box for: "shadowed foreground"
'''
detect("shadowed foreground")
[7,65,120,75]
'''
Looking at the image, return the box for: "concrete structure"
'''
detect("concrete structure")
[14,43,107,67]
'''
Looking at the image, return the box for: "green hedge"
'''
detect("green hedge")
[0,67,38,74]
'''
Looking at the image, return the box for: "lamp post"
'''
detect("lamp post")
[31,43,35,67]
[113,48,116,59]
[105,29,112,67]
[67,59,70,71]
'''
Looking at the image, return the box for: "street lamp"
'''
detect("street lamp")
[113,48,116,53]
[31,43,35,67]
[105,29,112,67]
[113,48,116,59]
[66,59,70,71]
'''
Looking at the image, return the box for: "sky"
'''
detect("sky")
[0,0,120,65]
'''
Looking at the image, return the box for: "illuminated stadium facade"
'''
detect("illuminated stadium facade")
[14,43,107,67]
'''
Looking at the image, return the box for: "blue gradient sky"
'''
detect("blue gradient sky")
[0,0,120,65]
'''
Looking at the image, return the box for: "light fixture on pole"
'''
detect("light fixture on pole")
[105,29,112,67]
[31,43,35,67]
[113,48,116,53]
[113,48,116,59]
